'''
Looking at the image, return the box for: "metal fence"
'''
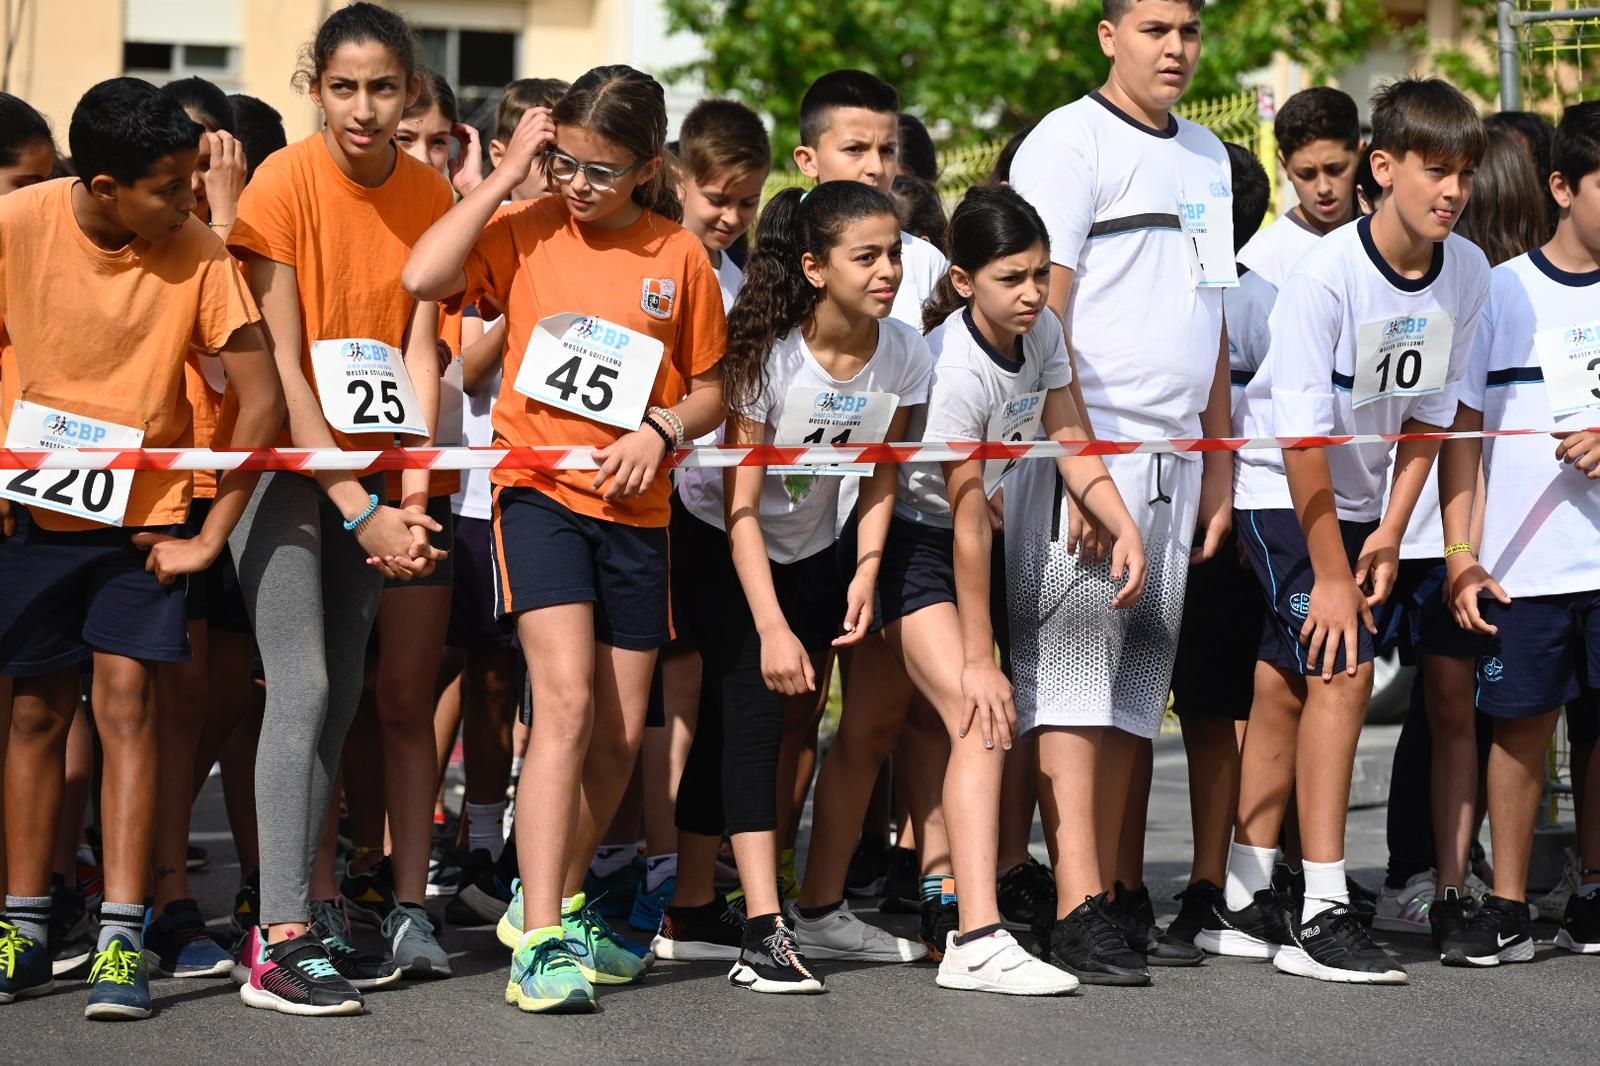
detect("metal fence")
[1498,0,1600,113]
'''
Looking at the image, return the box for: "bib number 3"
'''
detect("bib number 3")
[516,313,665,430]
[1352,313,1452,408]
[311,339,429,437]
[1534,320,1600,419]
[1,399,142,526]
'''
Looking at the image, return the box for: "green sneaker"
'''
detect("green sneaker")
[563,893,647,985]
[495,879,525,951]
[503,929,594,1014]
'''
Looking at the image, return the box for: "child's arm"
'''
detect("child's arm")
[944,454,1014,751]
[1042,387,1147,608]
[836,406,914,646]
[461,317,505,395]
[1441,405,1509,633]
[397,299,447,575]
[1194,321,1234,563]
[1360,423,1441,607]
[403,107,555,303]
[1554,430,1600,478]
[1282,445,1372,680]
[1045,267,1108,561]
[723,415,813,695]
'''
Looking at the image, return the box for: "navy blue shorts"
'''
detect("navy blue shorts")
[1387,558,1493,663]
[1477,590,1600,719]
[1237,508,1380,677]
[0,505,190,674]
[490,486,669,651]
[446,515,516,650]
[1172,532,1265,720]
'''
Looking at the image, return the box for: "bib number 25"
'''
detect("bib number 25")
[349,379,406,426]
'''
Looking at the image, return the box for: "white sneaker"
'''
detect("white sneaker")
[936,928,1078,996]
[789,902,928,962]
[1534,848,1580,921]
[1372,870,1435,934]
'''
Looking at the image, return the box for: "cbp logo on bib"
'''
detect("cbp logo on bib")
[342,341,387,363]
[1480,657,1505,683]
[42,412,108,443]
[640,278,676,320]
[45,413,72,436]
[1289,593,1311,618]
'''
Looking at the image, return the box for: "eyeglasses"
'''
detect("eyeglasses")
[542,150,646,192]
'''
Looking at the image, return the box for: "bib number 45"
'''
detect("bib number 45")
[543,356,618,414]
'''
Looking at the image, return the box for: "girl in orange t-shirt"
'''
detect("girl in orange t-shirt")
[224,3,451,1017]
[406,65,726,1013]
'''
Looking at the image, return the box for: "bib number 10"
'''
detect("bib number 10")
[1374,348,1423,393]
[543,356,619,414]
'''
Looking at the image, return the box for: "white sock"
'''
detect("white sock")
[1225,842,1277,911]
[645,853,678,892]
[589,843,636,878]
[1301,858,1349,923]
[510,756,525,780]
[466,801,507,858]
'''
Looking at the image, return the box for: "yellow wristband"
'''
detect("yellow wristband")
[1443,543,1475,558]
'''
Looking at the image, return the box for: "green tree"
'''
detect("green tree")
[662,0,1391,151]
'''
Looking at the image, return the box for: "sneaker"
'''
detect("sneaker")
[650,898,745,961]
[628,874,675,934]
[1373,871,1435,935]
[1441,894,1535,967]
[230,870,261,940]
[1555,888,1600,954]
[1103,881,1203,966]
[495,879,526,951]
[1270,862,1303,912]
[1346,874,1379,925]
[844,836,893,898]
[84,934,152,1020]
[1165,880,1223,946]
[1048,895,1149,986]
[919,886,960,962]
[936,926,1078,996]
[237,927,365,1016]
[186,844,209,872]
[997,857,1057,933]
[382,902,452,978]
[1195,888,1292,959]
[144,899,232,978]
[340,856,397,927]
[728,917,824,994]
[879,847,920,914]
[1429,886,1473,950]
[583,855,642,920]
[504,931,595,1014]
[0,920,55,1003]
[310,899,401,990]
[791,901,927,961]
[1273,904,1407,984]
[445,849,514,927]
[426,841,465,899]
[564,894,648,983]
[48,877,95,977]
[1535,850,1579,921]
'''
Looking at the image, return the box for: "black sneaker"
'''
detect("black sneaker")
[1345,875,1378,925]
[341,856,397,927]
[1270,862,1303,912]
[1273,904,1407,984]
[728,916,824,994]
[1048,894,1150,986]
[48,875,95,977]
[427,839,466,899]
[445,849,515,926]
[919,887,960,962]
[1556,889,1600,954]
[238,928,365,1016]
[310,899,401,989]
[1441,894,1535,967]
[998,857,1057,933]
[1166,880,1223,946]
[1106,881,1203,966]
[879,847,920,914]
[651,897,744,961]
[1195,887,1292,959]
[844,836,893,899]
[230,870,261,940]
[1429,885,1473,950]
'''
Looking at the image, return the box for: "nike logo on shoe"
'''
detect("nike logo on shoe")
[1496,933,1521,947]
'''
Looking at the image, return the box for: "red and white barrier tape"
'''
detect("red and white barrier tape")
[0,428,1579,471]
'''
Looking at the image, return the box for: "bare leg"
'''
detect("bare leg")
[153,621,210,909]
[1037,726,1106,916]
[1115,737,1153,890]
[1180,717,1241,886]
[1425,653,1479,890]
[6,670,79,897]
[1234,662,1306,850]
[997,735,1038,872]
[1295,665,1375,863]
[1488,711,1562,901]
[91,652,158,908]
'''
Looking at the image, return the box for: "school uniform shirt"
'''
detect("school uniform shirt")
[452,313,500,522]
[1225,268,1277,435]
[0,178,258,530]
[1460,248,1600,597]
[455,195,727,528]
[714,251,744,313]
[1233,215,1490,522]
[1238,209,1326,289]
[229,133,453,453]
[1010,91,1232,450]
[895,306,1072,528]
[737,318,932,564]
[677,252,748,530]
[892,231,948,331]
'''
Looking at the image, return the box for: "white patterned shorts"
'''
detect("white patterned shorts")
[1003,452,1201,739]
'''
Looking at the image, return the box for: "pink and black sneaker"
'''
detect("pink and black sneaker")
[236,927,365,1016]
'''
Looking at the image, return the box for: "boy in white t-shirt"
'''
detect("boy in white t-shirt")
[1439,100,1600,966]
[1205,78,1490,985]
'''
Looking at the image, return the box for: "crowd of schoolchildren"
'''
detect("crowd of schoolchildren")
[1,0,1598,1021]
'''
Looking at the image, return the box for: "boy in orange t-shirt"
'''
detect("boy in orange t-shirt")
[0,78,282,1019]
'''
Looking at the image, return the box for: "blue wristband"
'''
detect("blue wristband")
[343,493,381,533]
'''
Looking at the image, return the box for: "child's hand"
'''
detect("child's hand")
[203,130,247,225]
[1108,522,1147,609]
[591,427,669,501]
[760,625,815,696]
[1301,575,1374,680]
[833,569,876,647]
[502,107,556,187]
[1446,552,1511,634]
[986,489,1005,532]
[133,531,220,584]
[1354,529,1401,607]
[1191,461,1233,563]
[354,505,442,580]
[449,122,485,196]
[959,659,1015,752]
[435,338,454,374]
[1067,502,1107,561]
[1553,430,1600,478]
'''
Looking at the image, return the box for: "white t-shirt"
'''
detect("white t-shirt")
[1225,268,1277,436]
[893,231,948,332]
[1460,249,1600,597]
[1238,210,1327,289]
[896,307,1074,527]
[451,312,499,521]
[1010,91,1232,450]
[676,251,747,528]
[680,318,931,564]
[1234,215,1490,521]
[714,251,744,313]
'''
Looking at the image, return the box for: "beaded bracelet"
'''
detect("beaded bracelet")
[343,493,381,533]
[641,415,676,454]
[207,220,232,228]
[648,405,685,446]
[1443,542,1475,559]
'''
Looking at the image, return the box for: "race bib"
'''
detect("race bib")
[984,390,1045,495]
[515,313,664,430]
[1178,193,1238,289]
[1352,312,1452,409]
[770,386,899,486]
[310,338,429,437]
[1,399,143,526]
[1534,320,1600,419]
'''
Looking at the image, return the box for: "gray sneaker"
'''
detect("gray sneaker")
[381,903,452,978]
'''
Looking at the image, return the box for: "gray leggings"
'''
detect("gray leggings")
[229,472,383,926]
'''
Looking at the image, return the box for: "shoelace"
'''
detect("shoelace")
[87,939,141,986]
[1459,898,1517,935]
[573,902,626,950]
[0,921,34,977]
[310,900,358,955]
[526,937,584,976]
[297,954,341,980]
[1323,907,1383,953]
[760,925,814,979]
[1084,898,1135,954]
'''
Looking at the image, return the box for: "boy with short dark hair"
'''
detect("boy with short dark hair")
[0,77,281,1018]
[489,78,569,201]
[1439,99,1600,965]
[1207,77,1490,985]
[1240,86,1362,287]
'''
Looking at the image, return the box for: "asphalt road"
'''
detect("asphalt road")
[16,730,1600,1065]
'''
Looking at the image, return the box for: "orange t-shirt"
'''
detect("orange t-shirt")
[0,178,259,530]
[385,304,464,502]
[228,133,453,453]
[458,196,727,527]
